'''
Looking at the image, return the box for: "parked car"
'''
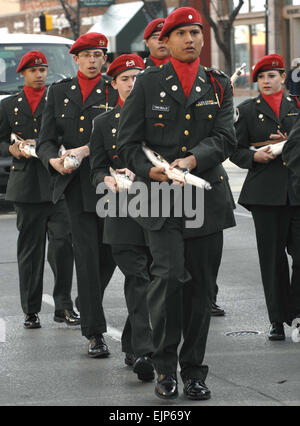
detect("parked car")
[0,33,77,193]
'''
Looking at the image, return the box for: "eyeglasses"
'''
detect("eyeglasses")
[78,52,105,59]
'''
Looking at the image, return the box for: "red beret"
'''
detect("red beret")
[16,51,48,73]
[69,32,108,55]
[107,54,145,79]
[158,7,203,40]
[253,54,285,82]
[143,18,165,40]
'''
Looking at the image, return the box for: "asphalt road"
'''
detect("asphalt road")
[0,163,299,407]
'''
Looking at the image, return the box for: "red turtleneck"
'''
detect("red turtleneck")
[150,55,170,67]
[170,57,200,98]
[117,96,124,108]
[77,70,102,104]
[24,86,46,114]
[262,89,283,118]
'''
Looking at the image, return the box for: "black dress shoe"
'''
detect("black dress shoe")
[155,374,178,400]
[183,379,211,401]
[54,309,80,326]
[268,322,285,341]
[211,303,225,317]
[24,313,41,329]
[125,353,136,367]
[133,355,155,382]
[88,335,110,358]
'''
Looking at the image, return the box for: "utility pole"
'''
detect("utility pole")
[265,0,269,55]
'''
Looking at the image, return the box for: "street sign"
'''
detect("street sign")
[79,0,115,7]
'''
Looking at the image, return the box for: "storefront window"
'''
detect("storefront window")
[285,0,300,5]
[234,23,266,89]
[233,0,266,13]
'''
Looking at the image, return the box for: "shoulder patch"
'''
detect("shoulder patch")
[53,77,73,85]
[205,67,229,79]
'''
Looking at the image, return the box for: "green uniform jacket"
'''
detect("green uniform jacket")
[231,93,300,208]
[144,56,155,69]
[117,62,236,238]
[37,76,118,211]
[0,90,53,203]
[282,114,300,178]
[90,104,148,246]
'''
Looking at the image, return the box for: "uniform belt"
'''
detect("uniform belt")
[250,140,283,148]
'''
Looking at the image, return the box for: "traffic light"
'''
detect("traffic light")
[39,13,53,32]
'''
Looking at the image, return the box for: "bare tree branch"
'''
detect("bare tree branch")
[201,0,244,75]
[229,0,244,26]
[58,0,81,39]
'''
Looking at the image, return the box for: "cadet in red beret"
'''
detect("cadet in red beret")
[231,53,300,342]
[252,54,285,82]
[158,6,203,40]
[143,18,170,68]
[117,6,236,401]
[69,32,108,55]
[37,31,118,358]
[0,50,76,330]
[107,54,144,81]
[90,53,154,382]
[16,50,48,73]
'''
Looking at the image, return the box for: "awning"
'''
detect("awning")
[88,1,148,53]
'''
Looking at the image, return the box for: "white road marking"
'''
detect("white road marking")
[0,318,6,343]
[106,326,122,342]
[235,211,252,219]
[42,294,55,307]
[0,214,16,220]
[42,293,122,342]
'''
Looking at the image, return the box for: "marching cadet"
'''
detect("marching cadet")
[145,16,225,319]
[117,7,236,400]
[90,54,154,382]
[37,33,118,357]
[231,54,300,340]
[0,51,77,329]
[143,18,170,69]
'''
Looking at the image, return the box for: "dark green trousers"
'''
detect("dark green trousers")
[251,205,300,323]
[14,200,74,314]
[146,217,223,382]
[111,244,154,357]
[65,176,116,339]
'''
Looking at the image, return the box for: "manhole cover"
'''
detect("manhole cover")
[225,331,261,337]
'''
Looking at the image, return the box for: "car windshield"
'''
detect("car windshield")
[0,43,77,94]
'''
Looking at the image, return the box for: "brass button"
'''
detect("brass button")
[208,114,213,119]
[181,146,187,152]
[158,114,163,119]
[112,145,116,149]
[80,116,85,121]
[34,118,37,122]
[220,176,224,181]
[15,122,18,125]
[278,125,281,129]
[115,113,120,118]
[61,114,65,118]
[283,162,287,166]
[34,129,38,133]
[185,114,191,120]
[184,130,189,136]
[79,128,84,133]
[11,166,15,170]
